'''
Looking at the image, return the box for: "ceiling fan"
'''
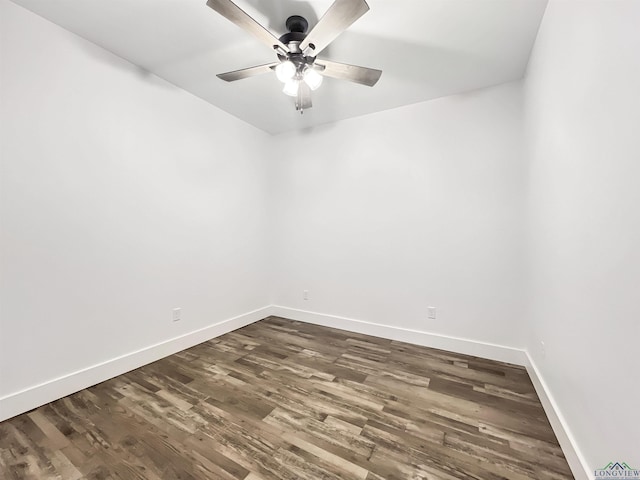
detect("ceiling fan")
[206,0,382,113]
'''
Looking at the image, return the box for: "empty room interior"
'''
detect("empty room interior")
[1,0,638,479]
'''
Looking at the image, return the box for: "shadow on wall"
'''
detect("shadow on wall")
[70,37,179,91]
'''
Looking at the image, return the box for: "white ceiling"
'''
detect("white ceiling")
[10,0,548,134]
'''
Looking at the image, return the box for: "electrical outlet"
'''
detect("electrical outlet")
[172,308,181,322]
[303,290,309,301]
[427,306,436,320]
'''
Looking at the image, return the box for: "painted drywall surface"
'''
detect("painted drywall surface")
[270,82,526,348]
[523,0,640,469]
[0,0,270,398]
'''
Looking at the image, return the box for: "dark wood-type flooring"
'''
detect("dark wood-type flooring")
[0,316,573,479]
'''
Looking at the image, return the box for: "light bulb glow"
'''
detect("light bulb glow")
[303,68,323,90]
[283,79,299,97]
[275,61,296,82]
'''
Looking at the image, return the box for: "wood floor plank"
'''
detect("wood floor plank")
[0,316,574,479]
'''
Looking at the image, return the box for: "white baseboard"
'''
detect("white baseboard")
[0,303,590,480]
[270,305,527,366]
[524,354,591,480]
[0,305,273,422]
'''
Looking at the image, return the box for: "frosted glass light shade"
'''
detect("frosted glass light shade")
[275,61,296,82]
[303,68,323,90]
[283,79,299,97]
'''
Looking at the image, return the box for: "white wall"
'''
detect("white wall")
[0,0,270,407]
[523,0,640,471]
[270,82,526,349]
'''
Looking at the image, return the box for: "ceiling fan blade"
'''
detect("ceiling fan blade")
[299,0,369,56]
[217,63,279,82]
[315,59,382,86]
[206,0,289,53]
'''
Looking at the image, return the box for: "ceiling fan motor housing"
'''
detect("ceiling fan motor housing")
[286,15,308,34]
[278,16,313,57]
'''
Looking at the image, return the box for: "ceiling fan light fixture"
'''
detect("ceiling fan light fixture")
[275,60,296,82]
[209,0,382,112]
[283,79,299,97]
[303,67,323,91]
